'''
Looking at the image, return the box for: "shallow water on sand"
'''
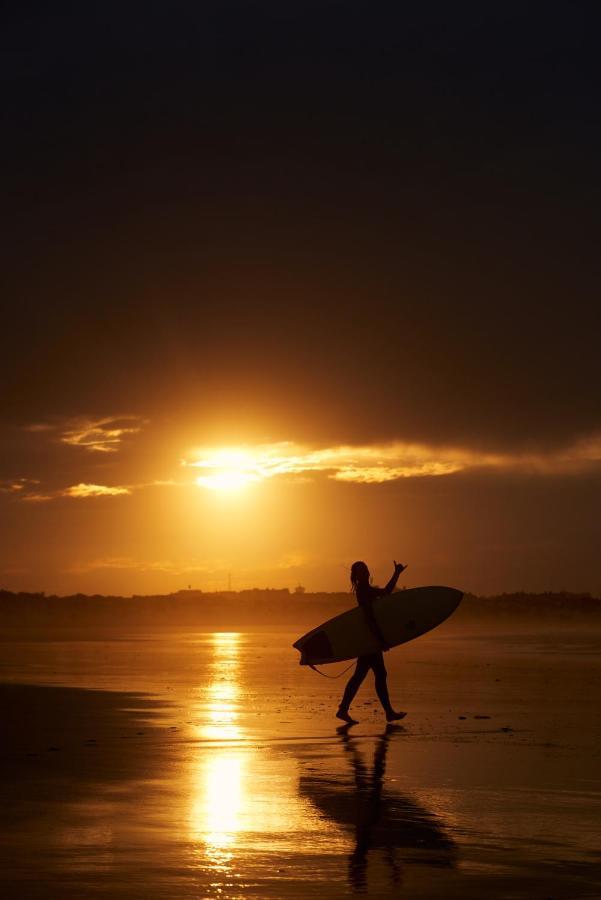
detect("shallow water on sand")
[1,626,600,898]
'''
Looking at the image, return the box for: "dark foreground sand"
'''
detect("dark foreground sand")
[0,625,600,898]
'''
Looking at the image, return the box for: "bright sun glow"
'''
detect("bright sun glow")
[193,448,262,492]
[196,470,259,492]
[184,440,479,492]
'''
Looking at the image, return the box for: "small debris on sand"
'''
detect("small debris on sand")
[458,715,467,720]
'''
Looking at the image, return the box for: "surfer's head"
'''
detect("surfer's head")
[350,560,370,592]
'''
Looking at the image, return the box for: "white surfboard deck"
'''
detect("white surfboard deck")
[293,586,462,665]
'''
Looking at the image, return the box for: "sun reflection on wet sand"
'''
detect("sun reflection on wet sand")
[195,632,243,741]
[3,632,600,898]
[190,750,246,884]
[189,632,245,884]
[187,631,335,894]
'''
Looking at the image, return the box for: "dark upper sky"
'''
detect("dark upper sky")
[1,3,600,594]
[3,1,600,446]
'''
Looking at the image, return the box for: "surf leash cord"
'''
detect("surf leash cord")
[308,661,355,679]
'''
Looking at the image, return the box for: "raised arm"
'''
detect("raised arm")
[382,560,407,595]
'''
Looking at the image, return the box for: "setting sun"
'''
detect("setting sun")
[192,448,262,492]
[196,470,257,491]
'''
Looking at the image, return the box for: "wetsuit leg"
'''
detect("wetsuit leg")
[370,651,394,716]
[339,655,371,712]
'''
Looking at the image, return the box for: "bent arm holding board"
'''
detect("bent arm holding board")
[358,560,407,651]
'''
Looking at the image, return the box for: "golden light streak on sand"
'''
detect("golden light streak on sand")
[194,632,243,741]
[192,752,245,852]
[189,632,245,877]
[187,630,337,884]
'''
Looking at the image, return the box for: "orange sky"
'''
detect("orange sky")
[1,416,600,596]
[2,6,600,597]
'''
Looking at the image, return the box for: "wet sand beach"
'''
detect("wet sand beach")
[1,625,600,898]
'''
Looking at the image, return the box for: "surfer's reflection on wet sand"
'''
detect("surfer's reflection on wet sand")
[301,727,456,893]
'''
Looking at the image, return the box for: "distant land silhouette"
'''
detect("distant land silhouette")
[0,588,599,630]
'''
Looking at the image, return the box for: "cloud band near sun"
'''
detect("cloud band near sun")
[182,436,601,489]
[182,443,469,488]
[4,434,601,502]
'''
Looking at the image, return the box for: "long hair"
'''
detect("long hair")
[350,560,369,594]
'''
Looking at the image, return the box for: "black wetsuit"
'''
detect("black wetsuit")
[339,584,393,714]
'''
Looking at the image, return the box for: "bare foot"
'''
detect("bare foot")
[336,722,356,734]
[336,708,359,725]
[386,710,407,722]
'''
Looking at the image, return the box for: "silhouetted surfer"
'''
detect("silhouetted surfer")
[337,561,407,725]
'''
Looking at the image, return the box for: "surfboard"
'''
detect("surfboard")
[293,586,462,665]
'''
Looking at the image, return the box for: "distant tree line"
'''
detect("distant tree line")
[0,588,599,630]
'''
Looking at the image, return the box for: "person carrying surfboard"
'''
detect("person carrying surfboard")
[336,560,408,725]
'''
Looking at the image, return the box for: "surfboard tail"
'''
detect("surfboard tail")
[293,629,333,665]
[292,639,305,664]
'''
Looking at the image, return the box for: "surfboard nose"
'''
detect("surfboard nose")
[451,588,463,608]
[444,588,463,615]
